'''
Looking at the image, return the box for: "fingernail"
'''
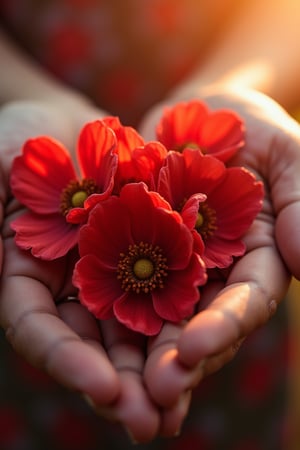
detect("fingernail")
[189,359,206,388]
[194,358,207,377]
[82,394,96,409]
[124,427,138,445]
[197,358,207,370]
[174,427,182,437]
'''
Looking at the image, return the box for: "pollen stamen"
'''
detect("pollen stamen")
[60,178,98,216]
[195,202,217,239]
[175,142,206,153]
[117,242,168,294]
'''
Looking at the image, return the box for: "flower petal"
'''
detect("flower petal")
[114,292,163,335]
[11,137,76,214]
[126,141,168,190]
[78,197,133,268]
[119,183,193,269]
[152,253,205,321]
[198,110,245,161]
[103,116,145,163]
[203,236,246,268]
[156,100,245,162]
[11,211,79,259]
[103,116,145,192]
[158,149,226,208]
[65,205,88,224]
[157,150,185,206]
[157,148,262,269]
[66,191,120,225]
[77,120,118,189]
[181,193,207,229]
[211,167,264,239]
[73,254,120,319]
[156,100,209,149]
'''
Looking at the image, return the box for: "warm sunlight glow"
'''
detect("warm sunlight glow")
[26,153,50,176]
[223,61,274,93]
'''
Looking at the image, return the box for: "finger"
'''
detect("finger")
[202,338,244,379]
[56,300,103,350]
[267,132,300,280]
[0,274,120,405]
[144,323,204,408]
[0,100,110,176]
[276,201,300,280]
[178,244,289,368]
[176,279,242,377]
[100,371,160,444]
[0,101,76,174]
[159,390,192,438]
[236,102,300,280]
[99,319,160,443]
[193,279,245,376]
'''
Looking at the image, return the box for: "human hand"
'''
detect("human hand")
[0,99,120,402]
[139,87,299,425]
[0,100,172,443]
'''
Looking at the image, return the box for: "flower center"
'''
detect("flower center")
[71,190,88,207]
[133,258,154,279]
[60,178,98,216]
[175,141,199,153]
[195,202,217,240]
[117,242,168,294]
[195,212,204,228]
[175,141,207,153]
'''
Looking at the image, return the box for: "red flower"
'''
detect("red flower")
[157,149,264,268]
[73,182,207,335]
[103,116,168,192]
[156,100,245,162]
[10,120,118,260]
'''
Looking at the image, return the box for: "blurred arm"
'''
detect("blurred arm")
[171,0,300,110]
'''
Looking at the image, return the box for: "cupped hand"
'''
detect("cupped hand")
[139,87,299,423]
[0,100,167,444]
[0,100,120,400]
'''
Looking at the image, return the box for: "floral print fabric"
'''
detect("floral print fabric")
[1,0,219,126]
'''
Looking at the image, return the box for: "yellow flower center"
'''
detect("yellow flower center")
[71,190,88,208]
[117,242,168,294]
[133,258,154,279]
[195,212,204,228]
[195,202,217,240]
[175,141,200,153]
[60,178,98,216]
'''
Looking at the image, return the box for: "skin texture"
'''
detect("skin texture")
[1,0,300,443]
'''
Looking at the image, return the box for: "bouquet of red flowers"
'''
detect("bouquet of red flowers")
[10,100,264,336]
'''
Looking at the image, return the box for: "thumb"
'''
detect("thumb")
[0,99,109,175]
